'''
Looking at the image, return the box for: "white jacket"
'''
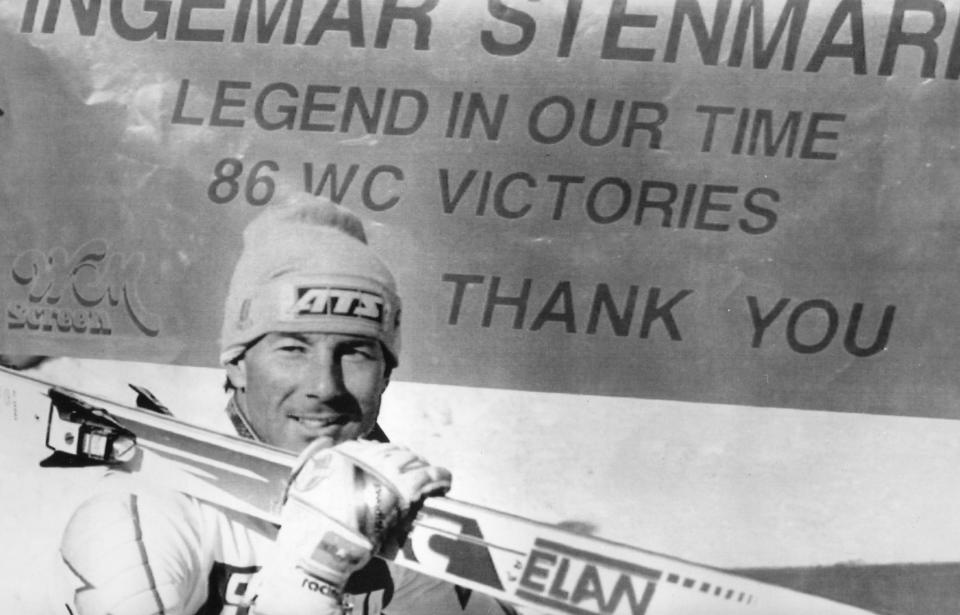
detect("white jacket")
[57,470,511,615]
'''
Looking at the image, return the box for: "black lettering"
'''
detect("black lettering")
[800,112,845,160]
[580,99,623,147]
[383,89,428,136]
[530,281,575,332]
[740,187,779,234]
[787,299,838,353]
[635,180,676,227]
[570,565,606,608]
[482,277,531,329]
[40,307,55,331]
[438,168,478,214]
[696,105,735,153]
[728,0,808,70]
[6,302,27,329]
[342,87,387,133]
[676,183,698,228]
[300,84,340,132]
[805,0,867,74]
[442,274,485,325]
[731,107,750,154]
[444,91,464,138]
[602,0,657,61]
[231,0,303,44]
[528,96,575,145]
[36,0,101,35]
[879,0,945,78]
[694,184,736,232]
[585,177,631,224]
[56,307,72,332]
[91,310,112,335]
[946,8,960,79]
[622,101,667,149]
[547,174,585,220]
[171,79,204,126]
[210,80,251,128]
[586,284,638,336]
[175,0,224,42]
[844,303,896,357]
[21,0,41,33]
[749,109,802,157]
[476,172,493,215]
[307,162,359,202]
[547,557,571,600]
[519,550,555,593]
[458,93,509,140]
[640,288,692,340]
[664,0,732,65]
[255,81,298,130]
[110,0,171,41]
[25,306,42,330]
[608,574,657,615]
[374,0,438,50]
[493,172,534,218]
[747,296,789,347]
[557,0,583,57]
[72,309,88,333]
[304,0,364,46]
[482,0,536,56]
[361,165,403,211]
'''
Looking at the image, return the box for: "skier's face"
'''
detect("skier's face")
[226,331,389,453]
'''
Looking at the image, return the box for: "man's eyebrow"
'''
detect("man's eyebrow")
[271,332,311,343]
[337,338,383,355]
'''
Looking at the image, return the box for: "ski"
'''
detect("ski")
[0,365,877,615]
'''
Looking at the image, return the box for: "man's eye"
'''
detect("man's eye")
[343,345,377,360]
[277,344,307,354]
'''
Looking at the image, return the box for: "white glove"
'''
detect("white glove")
[249,440,452,615]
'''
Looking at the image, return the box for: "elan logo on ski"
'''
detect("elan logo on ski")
[516,538,660,615]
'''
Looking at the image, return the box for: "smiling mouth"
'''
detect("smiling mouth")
[288,414,351,428]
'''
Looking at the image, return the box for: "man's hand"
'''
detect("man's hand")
[249,440,452,614]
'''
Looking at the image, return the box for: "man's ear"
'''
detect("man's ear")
[380,363,391,395]
[225,358,247,391]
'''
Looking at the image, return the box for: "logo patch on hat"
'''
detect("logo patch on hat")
[291,286,385,324]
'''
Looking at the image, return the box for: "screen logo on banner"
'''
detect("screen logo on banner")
[6,240,160,338]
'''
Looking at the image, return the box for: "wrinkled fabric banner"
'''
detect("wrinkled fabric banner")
[0,0,957,417]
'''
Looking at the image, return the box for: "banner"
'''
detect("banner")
[1,0,958,417]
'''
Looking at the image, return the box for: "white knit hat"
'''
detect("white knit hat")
[219,195,401,366]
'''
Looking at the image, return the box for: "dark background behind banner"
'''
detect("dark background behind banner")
[2,0,959,417]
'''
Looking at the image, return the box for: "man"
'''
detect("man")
[57,196,514,615]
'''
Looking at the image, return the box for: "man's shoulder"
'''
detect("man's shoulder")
[65,470,274,540]
[63,472,205,539]
[61,471,277,586]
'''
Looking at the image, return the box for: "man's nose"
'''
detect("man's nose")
[304,354,345,399]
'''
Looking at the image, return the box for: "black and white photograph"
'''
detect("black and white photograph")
[1,1,958,614]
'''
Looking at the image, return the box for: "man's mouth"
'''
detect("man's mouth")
[288,414,350,428]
